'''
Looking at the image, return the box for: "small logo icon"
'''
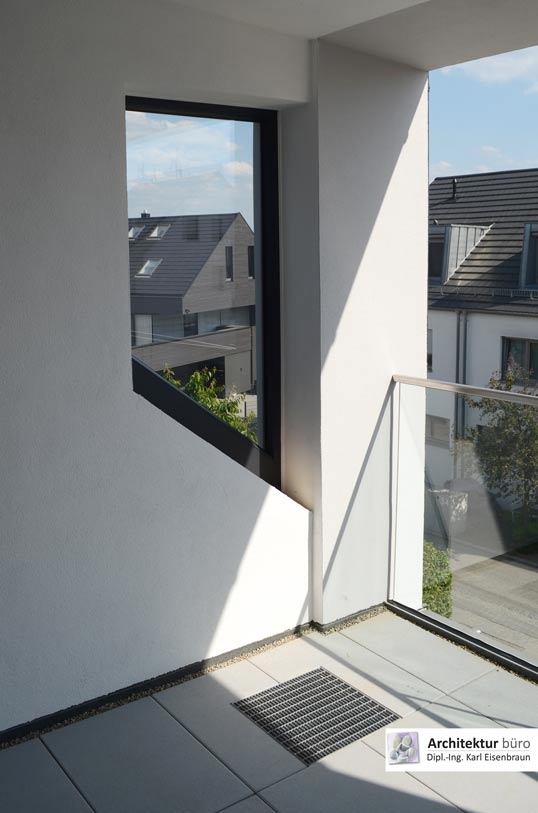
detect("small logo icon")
[387,731,420,764]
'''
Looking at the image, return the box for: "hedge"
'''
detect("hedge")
[423,541,452,618]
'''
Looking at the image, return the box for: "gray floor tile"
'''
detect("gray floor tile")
[363,694,503,757]
[0,738,91,812]
[219,795,274,812]
[341,613,494,693]
[42,697,249,813]
[412,768,538,813]
[249,630,444,716]
[260,740,458,812]
[451,668,538,727]
[155,660,304,790]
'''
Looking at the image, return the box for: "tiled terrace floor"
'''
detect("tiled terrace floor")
[2,611,538,812]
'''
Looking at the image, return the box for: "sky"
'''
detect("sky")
[126,112,254,226]
[430,45,538,181]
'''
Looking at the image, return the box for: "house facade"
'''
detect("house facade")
[426,169,538,547]
[129,212,256,396]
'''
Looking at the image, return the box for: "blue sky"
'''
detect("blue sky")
[126,112,254,226]
[430,45,538,180]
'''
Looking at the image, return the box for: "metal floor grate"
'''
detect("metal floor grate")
[232,666,400,765]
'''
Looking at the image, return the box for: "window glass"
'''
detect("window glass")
[528,235,538,286]
[530,342,538,378]
[428,237,445,279]
[126,108,261,445]
[506,338,525,373]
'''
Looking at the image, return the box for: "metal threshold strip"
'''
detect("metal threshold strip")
[386,601,538,684]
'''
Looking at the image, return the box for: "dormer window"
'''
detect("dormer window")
[428,226,447,282]
[128,225,144,239]
[149,224,170,239]
[429,223,489,284]
[521,224,538,287]
[136,259,162,277]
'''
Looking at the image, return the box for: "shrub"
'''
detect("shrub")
[162,364,257,442]
[423,541,452,618]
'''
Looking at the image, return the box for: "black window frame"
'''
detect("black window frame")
[502,336,538,381]
[127,96,281,489]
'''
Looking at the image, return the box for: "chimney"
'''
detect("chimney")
[452,178,458,200]
[141,209,150,219]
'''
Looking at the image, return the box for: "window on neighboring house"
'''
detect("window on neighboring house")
[503,337,538,379]
[126,97,280,487]
[428,235,445,282]
[521,224,538,287]
[427,328,433,372]
[129,225,144,239]
[132,314,153,347]
[183,312,198,337]
[149,223,170,239]
[225,245,234,281]
[136,259,162,277]
[425,414,450,446]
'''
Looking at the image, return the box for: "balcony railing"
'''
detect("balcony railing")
[390,374,538,676]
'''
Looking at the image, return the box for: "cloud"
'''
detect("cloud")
[223,161,253,177]
[125,111,253,224]
[480,145,501,155]
[442,46,538,94]
[429,160,452,179]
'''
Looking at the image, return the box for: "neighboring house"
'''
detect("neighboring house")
[129,212,256,396]
[426,169,538,545]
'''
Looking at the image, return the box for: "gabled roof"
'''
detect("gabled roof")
[128,213,239,300]
[429,168,538,315]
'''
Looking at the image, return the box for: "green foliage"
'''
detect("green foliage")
[423,541,452,617]
[162,364,257,442]
[466,367,538,523]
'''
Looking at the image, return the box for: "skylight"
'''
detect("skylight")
[149,224,170,238]
[128,225,144,239]
[136,259,162,277]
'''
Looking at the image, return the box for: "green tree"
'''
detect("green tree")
[466,367,538,529]
[162,364,257,443]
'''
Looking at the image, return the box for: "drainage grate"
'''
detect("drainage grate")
[232,666,400,765]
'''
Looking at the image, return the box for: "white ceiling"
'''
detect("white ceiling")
[326,0,538,70]
[170,0,427,40]
[169,1,538,71]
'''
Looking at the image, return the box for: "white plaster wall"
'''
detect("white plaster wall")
[0,0,311,731]
[467,312,538,387]
[316,43,429,623]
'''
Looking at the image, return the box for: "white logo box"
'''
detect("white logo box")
[385,728,538,772]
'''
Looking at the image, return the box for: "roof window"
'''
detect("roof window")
[149,224,170,239]
[136,259,162,277]
[128,225,144,239]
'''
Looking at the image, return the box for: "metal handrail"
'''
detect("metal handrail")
[393,374,538,407]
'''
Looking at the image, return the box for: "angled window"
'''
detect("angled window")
[149,223,171,239]
[126,98,280,487]
[225,246,234,281]
[136,258,162,277]
[129,225,145,239]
